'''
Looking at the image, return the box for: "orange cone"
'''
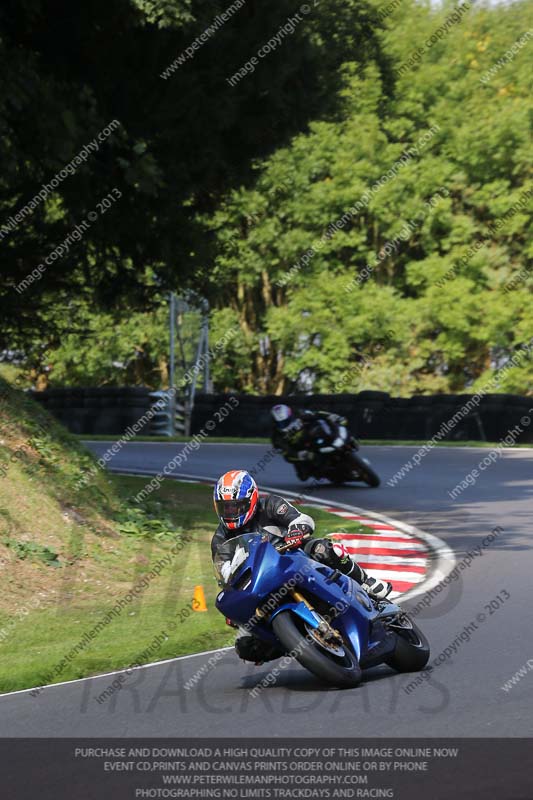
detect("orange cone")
[192,585,208,612]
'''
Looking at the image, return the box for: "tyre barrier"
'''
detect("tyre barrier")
[29,387,533,443]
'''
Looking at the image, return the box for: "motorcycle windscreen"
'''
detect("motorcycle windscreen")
[214,532,270,586]
[214,539,250,585]
[314,418,335,444]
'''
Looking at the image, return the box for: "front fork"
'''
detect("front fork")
[289,590,343,645]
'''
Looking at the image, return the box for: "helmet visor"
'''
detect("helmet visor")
[272,405,292,426]
[215,498,251,523]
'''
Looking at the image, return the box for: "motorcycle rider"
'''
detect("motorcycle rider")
[212,469,392,664]
[271,404,355,481]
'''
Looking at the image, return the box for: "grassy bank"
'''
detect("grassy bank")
[0,379,371,692]
[0,378,228,691]
[0,477,235,694]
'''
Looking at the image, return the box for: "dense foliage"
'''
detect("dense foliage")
[0,0,384,345]
[2,0,532,395]
[206,0,533,394]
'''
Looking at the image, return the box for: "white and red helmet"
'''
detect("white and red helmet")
[271,404,293,429]
[214,470,259,531]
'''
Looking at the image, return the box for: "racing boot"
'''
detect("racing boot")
[361,574,393,600]
[234,629,284,665]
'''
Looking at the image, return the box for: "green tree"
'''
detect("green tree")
[0,0,386,353]
[206,0,533,394]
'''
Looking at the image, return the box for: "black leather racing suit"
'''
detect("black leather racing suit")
[211,493,366,663]
[272,410,354,480]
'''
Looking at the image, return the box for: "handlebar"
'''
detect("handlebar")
[275,533,312,553]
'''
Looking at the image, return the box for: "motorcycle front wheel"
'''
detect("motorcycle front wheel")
[272,611,362,688]
[349,451,381,487]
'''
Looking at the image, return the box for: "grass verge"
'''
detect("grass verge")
[1,384,371,695]
[78,434,270,444]
[0,478,236,695]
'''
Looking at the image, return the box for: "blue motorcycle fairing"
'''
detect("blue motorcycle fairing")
[270,601,321,630]
[376,601,403,618]
[215,534,397,665]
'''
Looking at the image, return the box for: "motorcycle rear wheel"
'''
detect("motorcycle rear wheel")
[385,616,430,672]
[272,611,362,688]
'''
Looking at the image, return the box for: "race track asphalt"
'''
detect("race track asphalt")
[1,442,532,737]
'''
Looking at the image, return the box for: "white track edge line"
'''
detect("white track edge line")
[0,647,234,700]
[82,440,533,453]
[1,467,454,699]
[111,468,456,605]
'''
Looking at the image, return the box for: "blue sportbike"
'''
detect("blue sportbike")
[214,531,430,688]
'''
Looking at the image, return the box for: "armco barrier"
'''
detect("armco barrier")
[29,388,533,443]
